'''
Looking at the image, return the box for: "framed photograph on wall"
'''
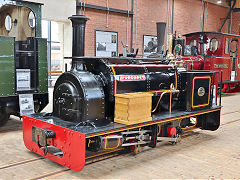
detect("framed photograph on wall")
[95,30,118,57]
[143,35,157,56]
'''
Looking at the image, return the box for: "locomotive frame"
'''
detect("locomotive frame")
[0,0,48,126]
[22,15,222,172]
[22,105,221,171]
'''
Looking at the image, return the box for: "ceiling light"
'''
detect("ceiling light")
[217,0,222,4]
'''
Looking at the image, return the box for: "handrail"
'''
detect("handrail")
[152,83,180,114]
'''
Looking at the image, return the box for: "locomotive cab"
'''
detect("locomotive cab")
[180,32,240,92]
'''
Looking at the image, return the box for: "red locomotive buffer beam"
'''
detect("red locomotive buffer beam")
[22,116,86,172]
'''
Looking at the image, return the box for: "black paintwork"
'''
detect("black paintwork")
[50,15,220,135]
[179,71,213,111]
[53,57,176,123]
[156,22,166,54]
[30,106,221,136]
[0,93,48,115]
[15,38,39,93]
[0,37,48,118]
[69,16,89,58]
[53,71,105,122]
[76,2,134,16]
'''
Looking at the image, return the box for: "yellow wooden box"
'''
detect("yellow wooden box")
[114,92,153,125]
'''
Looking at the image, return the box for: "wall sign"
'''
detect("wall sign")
[16,69,31,91]
[143,35,157,56]
[19,94,34,115]
[95,30,118,57]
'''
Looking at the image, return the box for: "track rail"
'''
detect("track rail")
[0,157,44,170]
[221,110,240,116]
[30,152,128,180]
[221,118,240,126]
[0,110,240,178]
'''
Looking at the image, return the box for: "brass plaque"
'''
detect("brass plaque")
[214,64,228,68]
[198,87,205,97]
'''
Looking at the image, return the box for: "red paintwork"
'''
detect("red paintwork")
[222,82,240,93]
[167,127,177,137]
[180,56,204,70]
[119,75,146,81]
[182,32,240,92]
[22,116,86,172]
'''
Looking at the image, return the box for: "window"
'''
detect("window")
[230,39,238,53]
[210,38,219,52]
[42,20,64,71]
[230,39,238,58]
[225,37,229,54]
[4,15,12,31]
[51,22,64,71]
[42,20,68,87]
[28,11,36,28]
[190,39,197,47]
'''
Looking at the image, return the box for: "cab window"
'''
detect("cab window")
[28,11,36,28]
[230,39,238,53]
[230,39,238,58]
[210,38,219,52]
[225,37,229,54]
[4,15,12,31]
[190,39,197,46]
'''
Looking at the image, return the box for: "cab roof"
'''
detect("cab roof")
[183,31,240,38]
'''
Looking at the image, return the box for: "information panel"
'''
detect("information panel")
[16,69,31,91]
[19,94,34,115]
[95,30,118,57]
[143,35,157,56]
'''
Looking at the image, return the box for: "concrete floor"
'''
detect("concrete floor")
[0,91,240,179]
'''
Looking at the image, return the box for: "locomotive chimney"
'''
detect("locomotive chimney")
[69,15,89,58]
[156,22,166,54]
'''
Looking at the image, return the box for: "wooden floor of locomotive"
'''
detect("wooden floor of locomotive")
[0,90,240,179]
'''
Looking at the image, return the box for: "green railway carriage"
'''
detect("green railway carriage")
[0,0,48,126]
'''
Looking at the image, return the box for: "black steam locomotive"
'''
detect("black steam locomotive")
[22,15,221,172]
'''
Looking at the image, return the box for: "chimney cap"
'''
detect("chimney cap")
[68,15,89,24]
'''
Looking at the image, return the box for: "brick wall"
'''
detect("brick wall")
[84,9,131,56]
[231,12,240,35]
[78,0,229,56]
[174,0,229,34]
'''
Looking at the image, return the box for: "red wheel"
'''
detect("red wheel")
[167,127,177,137]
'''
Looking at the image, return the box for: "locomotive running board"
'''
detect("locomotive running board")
[22,107,221,171]
[22,115,86,172]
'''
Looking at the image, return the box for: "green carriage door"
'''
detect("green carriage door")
[0,36,15,96]
[37,38,48,93]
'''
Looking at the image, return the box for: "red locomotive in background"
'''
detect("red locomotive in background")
[177,31,240,93]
